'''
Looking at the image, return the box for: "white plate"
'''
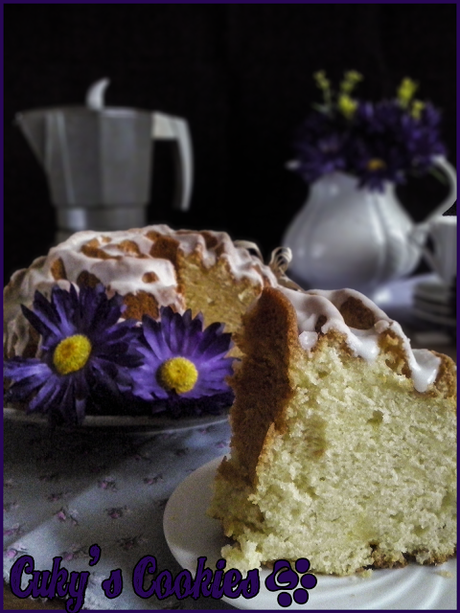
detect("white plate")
[164,457,457,610]
[3,406,229,433]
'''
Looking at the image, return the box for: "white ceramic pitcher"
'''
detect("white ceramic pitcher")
[282,155,457,294]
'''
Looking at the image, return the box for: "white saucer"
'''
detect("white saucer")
[3,406,229,433]
[414,280,454,305]
[413,298,453,317]
[163,457,457,610]
[412,279,456,328]
[412,308,457,328]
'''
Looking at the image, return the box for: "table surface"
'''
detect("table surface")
[3,417,235,611]
[4,275,456,610]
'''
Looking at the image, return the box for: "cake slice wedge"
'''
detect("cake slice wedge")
[208,286,457,575]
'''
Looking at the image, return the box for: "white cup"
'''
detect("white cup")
[422,216,457,283]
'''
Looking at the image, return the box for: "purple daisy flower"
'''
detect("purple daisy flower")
[349,144,406,191]
[3,285,143,425]
[344,99,446,191]
[131,307,235,417]
[346,105,408,191]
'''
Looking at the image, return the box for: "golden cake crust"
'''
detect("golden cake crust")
[227,288,301,484]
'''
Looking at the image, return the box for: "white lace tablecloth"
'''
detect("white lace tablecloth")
[3,417,235,610]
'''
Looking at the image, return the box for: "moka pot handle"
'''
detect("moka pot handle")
[152,112,194,211]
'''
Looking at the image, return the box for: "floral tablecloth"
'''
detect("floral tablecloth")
[3,417,235,610]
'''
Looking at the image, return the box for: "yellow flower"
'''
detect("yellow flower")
[314,70,330,91]
[338,94,357,119]
[340,70,363,94]
[397,78,418,108]
[411,100,425,120]
[53,335,92,375]
[313,70,332,106]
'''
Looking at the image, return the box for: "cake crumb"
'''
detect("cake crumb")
[358,569,373,579]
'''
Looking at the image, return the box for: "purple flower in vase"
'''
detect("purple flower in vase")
[3,284,143,425]
[347,139,406,192]
[131,307,235,417]
[292,71,448,191]
[402,103,446,173]
[343,103,403,189]
[351,100,446,190]
[293,112,348,183]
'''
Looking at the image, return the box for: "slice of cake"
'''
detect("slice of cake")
[208,286,457,575]
[3,225,277,360]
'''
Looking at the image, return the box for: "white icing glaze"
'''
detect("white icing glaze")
[298,331,318,352]
[3,225,277,358]
[280,286,440,393]
[411,349,442,392]
[342,327,381,362]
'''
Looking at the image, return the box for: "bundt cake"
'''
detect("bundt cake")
[3,224,278,360]
[208,286,457,576]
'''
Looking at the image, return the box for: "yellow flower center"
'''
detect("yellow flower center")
[367,158,387,171]
[397,77,418,108]
[53,335,92,375]
[157,357,198,394]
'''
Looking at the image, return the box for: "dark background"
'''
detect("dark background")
[4,3,457,285]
